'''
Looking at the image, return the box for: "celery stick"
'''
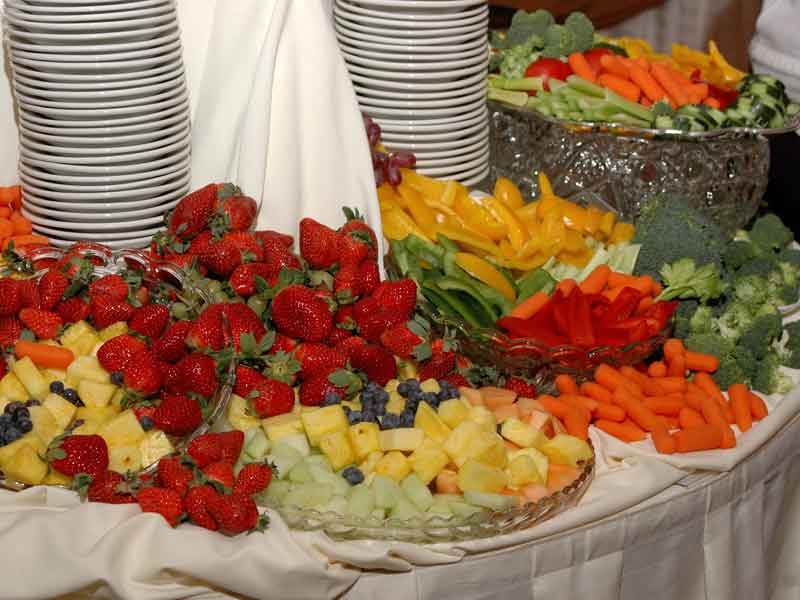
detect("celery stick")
[489,77,544,93]
[488,88,528,107]
[604,89,653,122]
[566,75,606,98]
[605,112,651,128]
[548,79,567,93]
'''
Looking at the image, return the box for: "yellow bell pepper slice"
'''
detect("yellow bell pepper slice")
[560,202,588,232]
[537,172,554,197]
[499,239,516,259]
[609,221,636,243]
[584,205,604,236]
[398,184,437,236]
[498,253,550,272]
[708,40,746,85]
[382,208,431,242]
[454,192,508,241]
[516,236,544,259]
[483,196,529,251]
[535,193,564,221]
[439,179,468,208]
[432,224,501,257]
[515,201,539,222]
[671,43,711,69]
[493,177,525,210]
[377,182,402,205]
[598,211,616,239]
[454,252,516,303]
[557,248,593,268]
[399,168,445,201]
[427,200,457,217]
[562,229,587,253]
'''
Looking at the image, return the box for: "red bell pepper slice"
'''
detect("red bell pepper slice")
[689,70,739,109]
[551,290,573,337]
[640,300,678,330]
[601,287,642,325]
[568,287,596,348]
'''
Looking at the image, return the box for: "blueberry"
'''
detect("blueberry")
[397,379,421,398]
[361,409,376,423]
[4,402,23,415]
[139,416,154,431]
[381,413,399,430]
[373,402,386,416]
[375,388,389,404]
[110,372,124,386]
[342,466,365,485]
[17,418,32,434]
[49,381,65,394]
[322,392,342,406]
[3,428,20,444]
[62,389,78,404]
[12,406,29,421]
[347,410,362,425]
[420,392,439,406]
[24,399,40,407]
[342,405,352,416]
[400,410,415,428]
[0,414,11,426]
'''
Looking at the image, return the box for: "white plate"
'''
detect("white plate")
[17,91,188,121]
[24,194,180,221]
[45,234,152,249]
[361,96,485,118]
[416,151,489,178]
[6,27,178,53]
[460,164,490,187]
[333,12,486,38]
[380,118,486,142]
[29,220,164,240]
[356,86,485,108]
[334,0,485,21]
[352,81,483,100]
[347,69,485,92]
[335,30,486,54]
[375,104,486,128]
[13,64,183,90]
[344,60,485,82]
[14,74,185,101]
[7,35,181,63]
[9,55,183,81]
[333,5,487,30]
[16,84,187,110]
[10,45,183,72]
[338,39,487,63]
[340,0,484,9]
[23,205,165,230]
[334,20,485,45]
[387,132,487,158]
[381,126,487,151]
[414,143,487,167]
[20,135,189,166]
[20,172,189,202]
[5,21,178,43]
[20,124,189,156]
[20,144,190,174]
[19,103,187,133]
[20,117,188,146]
[19,160,189,189]
[3,10,176,32]
[342,47,487,72]
[20,186,187,211]
[5,0,170,15]
[4,3,173,23]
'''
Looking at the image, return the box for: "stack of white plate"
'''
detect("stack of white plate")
[334,0,490,186]
[3,0,191,249]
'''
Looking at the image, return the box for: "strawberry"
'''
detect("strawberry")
[0,278,20,317]
[79,470,136,504]
[379,322,429,359]
[168,183,220,239]
[152,320,191,363]
[349,344,396,386]
[233,365,266,397]
[262,245,301,275]
[89,274,129,303]
[129,303,170,340]
[208,492,263,535]
[202,461,235,490]
[153,392,203,436]
[220,194,258,231]
[137,487,184,527]
[184,484,220,531]
[371,279,417,319]
[504,376,537,399]
[157,456,194,497]
[122,350,163,396]
[96,334,147,374]
[178,353,219,398]
[293,342,346,380]
[188,230,214,256]
[47,434,109,478]
[337,230,370,267]
[248,378,294,418]
[233,462,273,496]
[358,259,380,295]
[229,262,275,297]
[353,296,378,327]
[162,362,187,393]
[333,264,361,302]
[186,304,226,351]
[187,433,223,468]
[18,308,61,340]
[299,370,360,407]
[299,218,339,269]
[217,430,245,464]
[0,316,22,346]
[417,351,457,381]
[223,303,266,351]
[90,297,135,330]
[357,309,405,344]
[440,373,471,389]
[55,297,90,324]
[17,279,40,309]
[271,285,333,342]
[270,332,298,355]
[200,239,242,278]
[335,335,366,359]
[339,210,378,259]
[326,326,352,346]
[334,305,356,330]
[37,270,69,309]
[254,229,293,251]
[133,405,155,424]
[163,253,207,276]
[223,231,263,262]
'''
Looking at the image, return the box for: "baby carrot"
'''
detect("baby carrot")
[598,73,641,102]
[692,372,726,405]
[647,361,667,378]
[563,408,589,440]
[663,338,686,362]
[14,340,74,370]
[641,97,653,107]
[678,407,706,429]
[555,374,579,395]
[748,391,768,420]
[619,366,664,397]
[580,381,613,404]
[651,421,677,454]
[537,395,572,420]
[687,82,709,103]
[703,97,721,109]
[594,419,647,442]
[699,394,736,449]
[684,351,719,373]
[613,388,659,432]
[599,54,631,79]
[653,376,687,394]
[644,396,686,416]
[0,186,21,206]
[627,63,670,103]
[558,394,592,422]
[683,391,706,412]
[607,272,639,289]
[594,402,626,422]
[567,394,599,414]
[728,383,752,432]
[555,278,577,297]
[595,364,643,396]
[579,264,611,294]
[674,425,723,453]
[568,52,597,83]
[651,62,690,106]
[0,219,13,239]
[510,290,550,320]
[667,353,686,378]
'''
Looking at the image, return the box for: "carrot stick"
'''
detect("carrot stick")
[643,396,686,416]
[613,387,659,432]
[703,97,721,109]
[633,55,650,71]
[651,62,690,106]
[651,421,677,454]
[663,338,686,363]
[641,97,653,107]
[563,408,589,440]
[619,366,664,397]
[595,364,643,396]
[728,384,753,433]
[607,272,639,289]
[555,278,577,297]
[602,286,627,303]
[699,394,736,449]
[687,82,709,104]
[598,73,641,102]
[627,63,670,103]
[14,340,74,370]
[667,353,686,378]
[692,372,726,405]
[599,54,631,79]
[653,376,687,394]
[555,374,579,395]
[674,425,723,453]
[684,351,719,373]
[580,381,613,404]
[594,402,626,422]
[678,407,706,429]
[537,395,572,420]
[748,391,768,421]
[658,415,680,430]
[594,419,647,442]
[647,361,667,378]
[579,264,611,294]
[0,186,21,206]
[568,52,597,83]
[510,290,550,320]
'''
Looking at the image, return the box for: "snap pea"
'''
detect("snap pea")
[436,276,500,326]
[516,268,556,302]
[436,234,460,254]
[422,281,483,328]
[442,252,513,316]
[405,234,445,270]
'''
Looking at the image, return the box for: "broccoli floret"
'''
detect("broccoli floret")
[777,321,800,369]
[689,305,715,334]
[542,24,577,57]
[498,37,543,79]
[736,256,778,278]
[777,284,799,306]
[564,12,594,52]
[778,246,800,267]
[658,258,726,303]
[748,213,794,254]
[731,274,767,307]
[714,353,750,389]
[752,353,793,395]
[723,240,759,272]
[716,302,754,342]
[506,9,555,46]
[672,299,698,339]
[739,312,784,359]
[633,194,727,279]
[778,260,800,289]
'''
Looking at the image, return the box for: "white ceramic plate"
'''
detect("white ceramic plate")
[334,19,486,45]
[20,171,188,202]
[14,74,185,101]
[374,104,486,128]
[416,151,489,178]
[361,96,485,118]
[22,205,165,230]
[333,13,486,39]
[19,117,188,147]
[29,220,164,240]
[8,35,181,63]
[6,27,178,53]
[20,124,189,156]
[381,126,487,152]
[19,161,189,190]
[344,60,485,82]
[338,39,487,63]
[20,135,189,166]
[347,69,485,92]
[17,92,188,121]
[388,133,486,159]
[12,65,183,91]
[19,103,188,133]
[3,10,176,32]
[5,21,178,44]
[10,46,183,72]
[414,143,487,167]
[16,84,187,110]
[333,5,487,31]
[352,81,483,101]
[379,118,486,141]
[20,144,190,174]
[20,186,187,212]
[334,0,485,21]
[24,194,180,221]
[342,48,487,72]
[335,30,486,54]
[5,0,170,15]
[340,0,484,9]
[4,3,173,23]
[9,55,183,81]
[356,85,485,108]
[460,164,490,187]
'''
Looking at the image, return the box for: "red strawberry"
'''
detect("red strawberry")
[333,264,361,301]
[122,350,163,396]
[299,370,360,406]
[349,344,396,386]
[97,334,148,374]
[248,378,295,418]
[504,376,537,399]
[0,316,21,347]
[271,285,333,342]
[223,231,263,262]
[202,461,235,490]
[38,270,69,309]
[270,333,298,355]
[162,362,186,393]
[80,470,136,504]
[153,392,203,436]
[217,430,245,464]
[187,433,223,468]
[89,274,128,303]
[200,239,242,278]
[326,326,352,346]
[334,305,356,330]
[335,335,366,359]
[163,253,208,276]
[16,280,40,310]
[339,212,378,259]
[358,260,380,295]
[357,309,405,344]
[184,484,220,531]
[90,297,135,330]
[254,229,293,251]
[129,304,170,340]
[229,262,275,297]
[441,373,471,389]
[137,487,184,527]
[186,304,226,351]
[55,297,90,324]
[188,230,214,256]
[152,320,191,363]
[293,342,346,380]
[379,322,429,359]
[157,456,194,497]
[353,296,379,328]
[47,434,109,478]
[178,353,219,398]
[263,245,302,275]
[223,303,266,351]
[299,218,339,269]
[372,279,417,319]
[233,462,273,496]
[234,365,266,398]
[0,279,20,317]
[220,194,258,231]
[132,405,155,424]
[18,308,61,340]
[208,492,263,535]
[337,230,370,267]
[168,183,220,239]
[417,351,457,381]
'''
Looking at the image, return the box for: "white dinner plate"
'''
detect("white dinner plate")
[334,0,485,21]
[333,12,486,39]
[338,39,487,63]
[379,126,488,152]
[12,65,183,91]
[20,125,189,156]
[19,117,188,147]
[415,152,489,179]
[23,205,165,230]
[29,220,164,240]
[361,97,485,118]
[20,144,190,174]
[356,85,485,109]
[5,0,170,15]
[347,69,486,92]
[17,92,188,122]
[45,235,152,249]
[7,35,181,63]
[19,162,189,191]
[341,0,485,9]
[5,21,178,44]
[334,2,486,29]
[334,19,486,45]
[20,136,189,166]
[389,133,487,159]
[335,30,487,54]
[20,172,189,203]
[342,47,487,72]
[413,144,487,167]
[16,84,187,110]
[10,46,183,72]
[24,194,180,221]
[344,60,485,82]
[9,55,183,81]
[379,118,486,142]
[6,27,178,53]
[352,81,484,100]
[374,104,486,128]
[14,74,185,101]
[4,3,173,23]
[19,103,188,133]
[3,10,176,32]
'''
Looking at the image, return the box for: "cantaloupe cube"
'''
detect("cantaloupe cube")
[379,427,424,453]
[459,387,484,406]
[98,322,128,342]
[228,394,261,432]
[540,434,593,467]
[373,450,411,481]
[435,469,460,494]
[546,463,581,493]
[61,321,100,357]
[29,405,62,444]
[3,445,48,485]
[438,398,470,428]
[468,405,496,432]
[480,386,516,410]
[457,459,508,493]
[0,373,28,403]
[516,397,538,417]
[43,393,77,430]
[493,403,520,423]
[409,438,449,485]
[301,405,348,446]
[500,417,546,449]
[319,430,355,471]
[108,445,142,474]
[262,412,303,442]
[414,402,451,444]
[12,357,48,400]
[528,409,557,438]
[521,483,550,503]
[98,410,145,447]
[78,380,117,408]
[348,422,380,460]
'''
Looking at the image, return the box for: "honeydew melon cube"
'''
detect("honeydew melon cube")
[0,373,28,403]
[373,451,411,481]
[98,409,145,447]
[539,434,593,467]
[98,322,128,342]
[139,430,174,468]
[28,405,62,445]
[108,444,142,474]
[283,482,333,509]
[372,474,404,509]
[227,394,260,432]
[401,473,434,511]
[268,446,303,480]
[347,483,375,517]
[463,491,516,512]
[261,479,292,504]
[322,495,349,515]
[77,380,117,408]
[3,444,47,485]
[301,405,349,446]
[385,390,405,414]
[391,496,421,520]
[457,459,508,493]
[12,357,48,401]
[500,418,546,449]
[371,508,386,520]
[288,460,313,483]
[414,402,451,444]
[348,422,381,460]
[507,454,544,487]
[378,427,424,452]
[244,428,271,460]
[438,398,470,429]
[426,499,454,517]
[305,454,332,471]
[309,464,351,497]
[468,405,497,432]
[61,321,99,357]
[42,393,77,430]
[358,451,384,477]
[261,412,303,442]
[443,420,482,466]
[510,448,549,483]
[66,356,110,385]
[274,432,310,458]
[319,430,355,471]
[449,501,484,519]
[408,438,449,485]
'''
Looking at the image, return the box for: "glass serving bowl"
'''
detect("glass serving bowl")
[262,445,594,543]
[0,243,234,490]
[486,101,799,236]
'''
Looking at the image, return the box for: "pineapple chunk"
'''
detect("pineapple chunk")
[108,445,142,474]
[43,470,72,486]
[228,394,261,432]
[464,431,508,469]
[348,422,381,460]
[0,373,30,403]
[110,388,125,410]
[12,356,48,400]
[468,405,497,432]
[438,398,470,429]
[0,396,9,414]
[3,445,48,485]
[385,390,405,414]
[43,393,77,430]
[318,430,355,471]
[359,450,384,477]
[77,380,117,408]
[0,434,45,466]
[28,405,62,445]
[457,459,508,493]
[98,322,129,342]
[139,430,174,467]
[42,369,68,387]
[61,321,100,357]
[443,420,482,466]
[72,420,101,436]
[262,412,304,442]
[420,379,441,394]
[396,359,417,380]
[373,451,411,481]
[98,410,145,447]
[507,454,543,487]
[409,438,449,485]
[76,405,118,424]
[301,405,348,446]
[414,402,451,444]
[378,427,424,452]
[540,434,593,467]
[500,418,546,449]
[510,447,549,482]
[66,356,110,385]
[385,379,399,393]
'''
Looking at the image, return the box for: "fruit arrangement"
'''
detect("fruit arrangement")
[488,10,799,131]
